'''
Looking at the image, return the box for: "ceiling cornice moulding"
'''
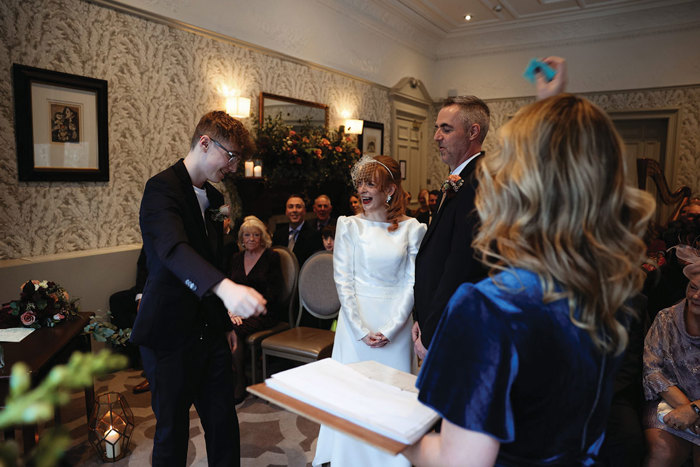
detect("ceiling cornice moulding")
[88,0,391,90]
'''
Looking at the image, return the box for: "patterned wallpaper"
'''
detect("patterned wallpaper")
[0,0,391,260]
[1,0,697,261]
[424,84,700,196]
[483,86,700,194]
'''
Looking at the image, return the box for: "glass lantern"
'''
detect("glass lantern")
[88,392,134,462]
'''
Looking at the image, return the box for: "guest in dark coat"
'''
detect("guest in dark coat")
[313,194,335,231]
[271,194,323,267]
[133,111,266,467]
[229,215,283,401]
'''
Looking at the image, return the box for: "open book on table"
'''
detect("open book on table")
[247,358,439,454]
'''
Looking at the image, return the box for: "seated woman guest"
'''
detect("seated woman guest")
[228,215,283,402]
[404,61,655,465]
[643,244,700,467]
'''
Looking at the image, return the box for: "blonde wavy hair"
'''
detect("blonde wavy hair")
[237,215,272,250]
[474,94,655,355]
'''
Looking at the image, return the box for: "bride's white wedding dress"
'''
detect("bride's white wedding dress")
[313,215,426,467]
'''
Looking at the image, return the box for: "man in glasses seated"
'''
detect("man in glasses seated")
[133,110,267,466]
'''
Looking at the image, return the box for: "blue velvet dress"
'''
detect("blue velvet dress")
[416,268,623,466]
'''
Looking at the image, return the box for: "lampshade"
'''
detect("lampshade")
[226,96,251,118]
[344,119,364,134]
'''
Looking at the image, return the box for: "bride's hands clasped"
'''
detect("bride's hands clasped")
[362,332,389,348]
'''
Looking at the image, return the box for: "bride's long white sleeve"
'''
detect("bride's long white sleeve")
[333,217,370,340]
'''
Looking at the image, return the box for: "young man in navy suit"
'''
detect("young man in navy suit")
[412,96,491,359]
[133,111,266,466]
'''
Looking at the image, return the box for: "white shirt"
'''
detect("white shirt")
[451,151,482,176]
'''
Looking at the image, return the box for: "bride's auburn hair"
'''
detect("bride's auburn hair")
[474,94,655,355]
[353,155,406,231]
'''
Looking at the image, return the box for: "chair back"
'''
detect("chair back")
[296,250,339,325]
[271,246,299,325]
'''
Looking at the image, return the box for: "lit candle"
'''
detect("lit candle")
[253,166,262,178]
[244,161,254,177]
[104,427,121,459]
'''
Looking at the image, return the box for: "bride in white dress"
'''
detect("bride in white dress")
[313,155,426,467]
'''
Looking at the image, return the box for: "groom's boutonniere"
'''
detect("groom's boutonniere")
[208,204,230,222]
[441,174,463,198]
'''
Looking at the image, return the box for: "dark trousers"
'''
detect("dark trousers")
[140,333,240,467]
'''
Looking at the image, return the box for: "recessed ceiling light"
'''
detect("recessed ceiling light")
[493,5,502,12]
[464,14,472,21]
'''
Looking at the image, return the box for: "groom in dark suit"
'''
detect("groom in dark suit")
[413,96,491,359]
[133,111,266,466]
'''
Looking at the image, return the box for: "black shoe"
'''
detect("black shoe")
[133,379,150,394]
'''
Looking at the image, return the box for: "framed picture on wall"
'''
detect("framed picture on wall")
[12,64,109,181]
[358,120,384,157]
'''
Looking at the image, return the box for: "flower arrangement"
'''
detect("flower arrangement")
[0,280,79,329]
[254,115,362,193]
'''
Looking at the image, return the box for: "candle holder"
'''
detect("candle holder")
[88,392,134,462]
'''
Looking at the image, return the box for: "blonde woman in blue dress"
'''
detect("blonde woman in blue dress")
[313,155,426,467]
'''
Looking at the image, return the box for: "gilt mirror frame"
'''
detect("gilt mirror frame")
[259,92,329,129]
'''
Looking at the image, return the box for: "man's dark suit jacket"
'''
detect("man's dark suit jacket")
[414,155,488,349]
[132,159,232,351]
[272,220,323,267]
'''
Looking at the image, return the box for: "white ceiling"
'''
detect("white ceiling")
[391,0,689,34]
[329,0,700,58]
[398,0,652,35]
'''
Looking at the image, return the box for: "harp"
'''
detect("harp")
[637,158,690,224]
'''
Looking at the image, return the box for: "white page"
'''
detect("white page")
[0,327,35,343]
[266,359,438,444]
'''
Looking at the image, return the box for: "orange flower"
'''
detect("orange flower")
[289,130,296,136]
[302,136,310,143]
[314,149,322,156]
[292,149,298,155]
[321,138,330,146]
[335,146,342,152]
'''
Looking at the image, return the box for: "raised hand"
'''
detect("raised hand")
[536,56,567,100]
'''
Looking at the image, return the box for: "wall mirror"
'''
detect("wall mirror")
[259,92,328,129]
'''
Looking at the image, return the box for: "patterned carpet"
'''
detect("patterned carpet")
[60,368,320,466]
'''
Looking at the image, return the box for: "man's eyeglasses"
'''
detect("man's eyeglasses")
[209,137,240,165]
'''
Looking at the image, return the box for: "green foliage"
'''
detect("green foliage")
[0,350,128,466]
[83,316,131,347]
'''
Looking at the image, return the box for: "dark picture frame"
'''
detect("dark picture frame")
[13,64,109,181]
[358,120,384,157]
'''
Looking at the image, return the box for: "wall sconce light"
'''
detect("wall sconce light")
[225,96,251,119]
[342,119,364,135]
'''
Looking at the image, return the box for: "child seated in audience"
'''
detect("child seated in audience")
[321,225,335,251]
